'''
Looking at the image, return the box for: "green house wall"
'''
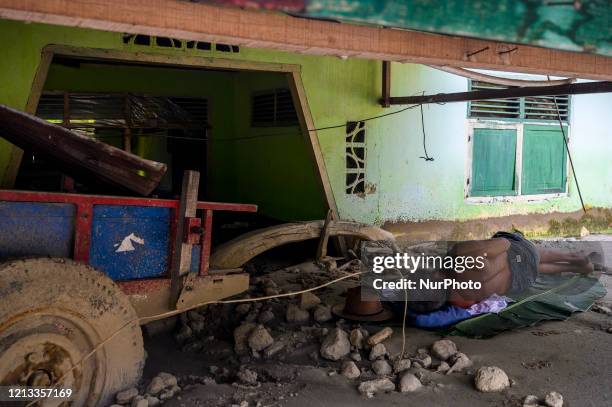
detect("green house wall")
[1,20,611,226]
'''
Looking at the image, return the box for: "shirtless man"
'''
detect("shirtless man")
[446,231,594,304]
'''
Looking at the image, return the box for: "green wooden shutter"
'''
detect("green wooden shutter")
[521,125,567,195]
[471,128,517,197]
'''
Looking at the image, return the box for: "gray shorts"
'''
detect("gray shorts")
[493,231,540,295]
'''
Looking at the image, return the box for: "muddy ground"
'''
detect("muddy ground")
[137,236,612,407]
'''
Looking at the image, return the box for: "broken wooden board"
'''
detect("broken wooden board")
[210,220,395,269]
[0,104,166,196]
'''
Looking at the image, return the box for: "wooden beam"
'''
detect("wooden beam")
[0,0,610,79]
[387,81,612,105]
[381,61,391,108]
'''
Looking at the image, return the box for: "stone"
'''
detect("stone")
[398,372,422,393]
[369,343,387,361]
[447,352,472,374]
[131,396,148,407]
[430,339,458,361]
[411,351,432,369]
[313,305,333,323]
[544,391,563,407]
[263,341,285,358]
[580,226,590,237]
[523,395,540,406]
[320,328,351,361]
[248,324,274,352]
[371,360,392,376]
[174,324,192,344]
[286,304,310,323]
[157,372,178,388]
[146,396,160,407]
[258,310,275,324]
[349,329,365,349]
[350,352,362,362]
[435,361,450,374]
[300,292,321,310]
[237,368,258,385]
[474,366,510,393]
[146,376,165,395]
[159,385,180,401]
[357,378,395,398]
[190,320,205,335]
[233,322,256,355]
[187,310,205,322]
[393,358,411,373]
[235,303,252,315]
[341,361,361,379]
[367,327,393,346]
[116,387,139,404]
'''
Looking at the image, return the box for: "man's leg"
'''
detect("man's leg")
[538,261,593,275]
[537,248,590,265]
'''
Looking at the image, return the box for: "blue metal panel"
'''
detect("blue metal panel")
[89,205,171,280]
[0,202,75,259]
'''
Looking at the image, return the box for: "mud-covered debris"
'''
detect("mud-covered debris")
[474,366,510,393]
[544,391,563,407]
[320,328,351,360]
[313,305,333,323]
[357,378,395,398]
[349,329,366,349]
[248,324,274,352]
[146,376,165,395]
[341,360,361,379]
[369,343,387,361]
[146,396,160,407]
[411,350,432,369]
[258,309,275,324]
[174,324,193,344]
[131,396,148,407]
[393,358,411,374]
[235,303,252,315]
[435,361,450,374]
[367,327,393,346]
[431,339,458,361]
[286,304,310,323]
[115,387,139,404]
[234,322,257,355]
[237,368,258,385]
[398,372,422,393]
[523,395,540,406]
[300,292,322,310]
[372,360,392,376]
[264,341,285,358]
[350,352,362,362]
[446,352,472,374]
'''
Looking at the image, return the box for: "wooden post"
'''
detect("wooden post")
[169,170,200,308]
[381,61,391,108]
[316,209,333,261]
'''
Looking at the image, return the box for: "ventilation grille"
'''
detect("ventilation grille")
[469,81,520,119]
[123,34,239,53]
[469,80,570,122]
[346,121,366,195]
[251,88,298,127]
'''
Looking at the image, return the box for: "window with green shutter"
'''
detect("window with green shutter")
[471,128,518,197]
[521,125,567,195]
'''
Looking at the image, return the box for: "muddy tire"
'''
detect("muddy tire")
[0,258,145,406]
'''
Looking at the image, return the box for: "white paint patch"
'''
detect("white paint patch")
[114,233,145,253]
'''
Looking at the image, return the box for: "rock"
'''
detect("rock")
[393,358,411,373]
[341,361,361,379]
[580,226,590,237]
[431,339,458,361]
[369,343,387,361]
[263,341,285,358]
[435,361,450,374]
[190,320,205,335]
[447,352,472,374]
[523,395,540,406]
[349,329,365,349]
[367,327,393,346]
[235,303,252,315]
[131,396,148,407]
[398,372,422,393]
[350,352,362,362]
[593,303,612,316]
[146,396,160,407]
[116,387,139,404]
[300,292,321,310]
[411,351,432,368]
[146,376,165,395]
[320,328,351,361]
[474,366,510,393]
[237,368,258,385]
[248,324,274,352]
[159,385,180,401]
[313,305,333,323]
[544,391,563,407]
[371,360,392,376]
[174,324,192,344]
[286,304,310,323]
[158,372,178,388]
[357,378,395,398]
[258,310,275,324]
[187,310,205,322]
[233,322,256,355]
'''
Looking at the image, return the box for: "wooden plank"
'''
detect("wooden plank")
[0,0,610,79]
[169,170,200,308]
[381,61,391,108]
[316,209,333,261]
[0,104,167,195]
[388,81,612,105]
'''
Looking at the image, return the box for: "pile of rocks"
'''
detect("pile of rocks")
[112,372,179,407]
[522,391,564,407]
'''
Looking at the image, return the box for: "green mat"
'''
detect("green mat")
[447,274,607,338]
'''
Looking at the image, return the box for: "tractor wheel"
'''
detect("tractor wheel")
[0,258,145,406]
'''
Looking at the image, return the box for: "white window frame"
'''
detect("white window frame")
[465,119,570,204]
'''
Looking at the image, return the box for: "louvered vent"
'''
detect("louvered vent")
[252,88,298,127]
[469,81,520,119]
[524,95,569,122]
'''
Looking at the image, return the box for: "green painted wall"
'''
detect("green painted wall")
[1,20,611,225]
